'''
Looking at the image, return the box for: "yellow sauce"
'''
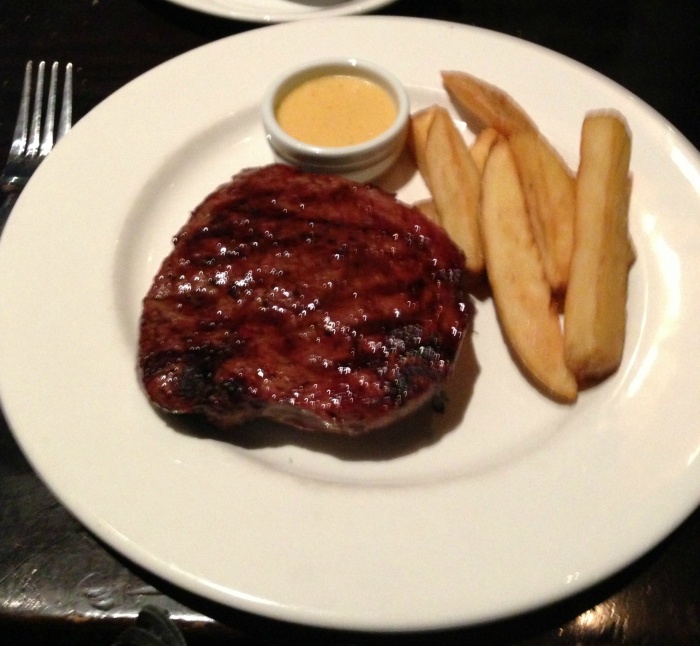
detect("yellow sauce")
[275,74,397,147]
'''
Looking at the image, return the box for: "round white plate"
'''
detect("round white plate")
[163,0,397,22]
[1,16,700,632]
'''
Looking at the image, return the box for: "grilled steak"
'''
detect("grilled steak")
[138,164,471,435]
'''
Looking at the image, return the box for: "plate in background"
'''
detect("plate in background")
[163,0,397,23]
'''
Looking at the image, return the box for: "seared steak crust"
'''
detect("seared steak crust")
[138,164,471,435]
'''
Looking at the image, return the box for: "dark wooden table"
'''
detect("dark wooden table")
[1,1,699,644]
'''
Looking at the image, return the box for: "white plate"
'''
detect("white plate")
[163,0,397,22]
[1,16,700,632]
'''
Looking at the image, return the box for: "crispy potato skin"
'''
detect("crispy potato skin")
[407,73,634,402]
[469,127,499,175]
[408,106,439,191]
[413,198,439,222]
[441,70,536,137]
[424,107,484,276]
[564,112,633,382]
[509,130,576,296]
[481,139,578,402]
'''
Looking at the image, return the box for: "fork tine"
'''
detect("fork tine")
[1,60,74,209]
[57,63,73,141]
[40,62,59,157]
[26,61,45,158]
[7,61,33,161]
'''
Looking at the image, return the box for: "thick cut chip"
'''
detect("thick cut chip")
[442,70,537,137]
[413,198,439,221]
[469,127,500,175]
[480,139,578,402]
[564,112,633,382]
[424,107,484,276]
[408,105,439,190]
[509,129,576,295]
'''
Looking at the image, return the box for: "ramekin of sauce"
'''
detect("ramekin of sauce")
[262,58,409,183]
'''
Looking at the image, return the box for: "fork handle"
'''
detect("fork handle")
[0,192,19,237]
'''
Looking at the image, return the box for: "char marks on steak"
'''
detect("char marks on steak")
[138,164,471,435]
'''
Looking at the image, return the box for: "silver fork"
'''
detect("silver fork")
[0,61,73,231]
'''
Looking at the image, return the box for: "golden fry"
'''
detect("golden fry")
[564,111,633,382]
[480,139,577,402]
[509,129,576,295]
[441,70,537,137]
[424,107,484,275]
[408,105,439,189]
[413,198,439,222]
[469,127,500,175]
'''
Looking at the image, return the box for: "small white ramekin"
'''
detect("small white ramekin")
[262,58,409,183]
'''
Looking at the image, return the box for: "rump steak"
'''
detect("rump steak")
[138,164,471,435]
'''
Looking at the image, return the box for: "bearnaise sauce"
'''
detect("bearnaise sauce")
[275,74,397,148]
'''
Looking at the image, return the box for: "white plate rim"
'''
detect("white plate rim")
[1,16,700,632]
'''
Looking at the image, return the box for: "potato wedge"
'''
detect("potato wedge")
[481,139,577,402]
[413,198,439,222]
[408,105,440,189]
[442,70,537,138]
[509,129,576,295]
[469,127,500,175]
[564,111,632,382]
[624,176,637,266]
[424,106,484,275]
